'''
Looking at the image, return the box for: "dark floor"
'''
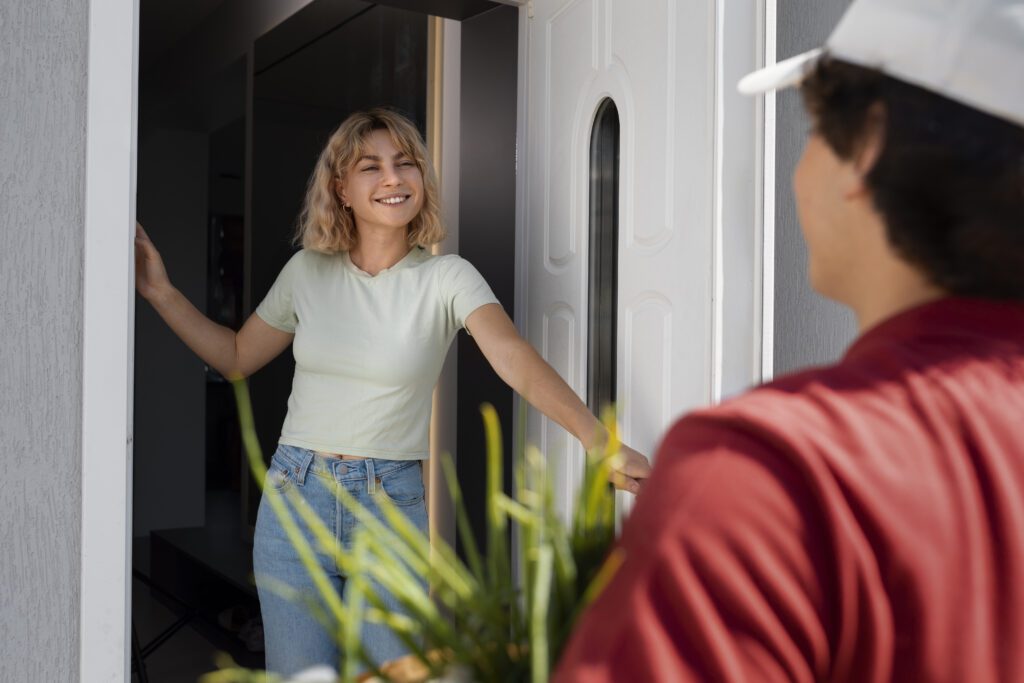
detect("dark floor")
[132,573,228,682]
[132,491,265,682]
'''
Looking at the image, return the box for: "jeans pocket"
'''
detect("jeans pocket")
[266,457,294,493]
[377,463,424,507]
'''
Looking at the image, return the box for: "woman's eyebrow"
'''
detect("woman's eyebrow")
[355,152,410,163]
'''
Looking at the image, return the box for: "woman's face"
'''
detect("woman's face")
[337,129,425,234]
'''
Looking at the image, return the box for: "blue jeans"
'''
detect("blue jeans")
[253,444,428,677]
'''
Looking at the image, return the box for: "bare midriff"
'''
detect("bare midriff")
[316,451,367,460]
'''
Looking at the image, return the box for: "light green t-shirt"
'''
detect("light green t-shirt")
[255,247,499,459]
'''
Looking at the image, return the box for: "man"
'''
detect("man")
[555,0,1024,681]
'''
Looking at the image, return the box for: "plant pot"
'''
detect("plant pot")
[357,654,473,683]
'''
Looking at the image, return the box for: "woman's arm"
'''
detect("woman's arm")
[465,303,651,493]
[136,223,293,378]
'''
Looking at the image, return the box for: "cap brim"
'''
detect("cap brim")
[738,48,825,95]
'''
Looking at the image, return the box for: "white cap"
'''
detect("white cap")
[738,0,1024,128]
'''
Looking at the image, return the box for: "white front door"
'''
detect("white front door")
[515,0,771,517]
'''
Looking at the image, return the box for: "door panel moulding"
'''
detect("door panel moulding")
[80,0,138,681]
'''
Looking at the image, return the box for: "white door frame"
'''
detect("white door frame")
[80,0,138,680]
[715,0,778,399]
[759,0,777,383]
[78,6,468,681]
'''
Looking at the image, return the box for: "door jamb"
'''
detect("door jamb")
[79,0,138,680]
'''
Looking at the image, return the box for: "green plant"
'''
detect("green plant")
[203,381,623,683]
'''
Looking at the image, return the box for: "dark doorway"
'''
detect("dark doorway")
[132,0,518,678]
[131,2,431,678]
[247,2,429,532]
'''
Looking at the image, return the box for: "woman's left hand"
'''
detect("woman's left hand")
[607,444,651,495]
[465,303,653,495]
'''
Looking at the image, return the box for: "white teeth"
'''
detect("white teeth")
[377,196,408,205]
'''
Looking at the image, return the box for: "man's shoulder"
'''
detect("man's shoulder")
[657,358,887,489]
[673,363,850,438]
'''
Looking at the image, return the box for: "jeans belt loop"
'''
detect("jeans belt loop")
[366,458,377,495]
[294,449,314,485]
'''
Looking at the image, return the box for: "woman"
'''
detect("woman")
[135,107,651,675]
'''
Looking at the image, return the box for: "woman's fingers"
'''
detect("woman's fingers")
[133,221,170,297]
[609,470,642,494]
[135,222,154,252]
[134,223,164,264]
[608,445,652,495]
[615,446,652,479]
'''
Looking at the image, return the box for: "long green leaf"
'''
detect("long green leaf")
[530,544,554,683]
[232,381,346,624]
[439,453,486,583]
[482,404,510,593]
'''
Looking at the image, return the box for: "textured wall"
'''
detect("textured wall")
[773,0,858,375]
[0,0,87,680]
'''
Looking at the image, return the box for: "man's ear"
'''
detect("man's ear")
[846,102,886,198]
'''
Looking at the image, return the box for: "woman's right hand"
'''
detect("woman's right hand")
[132,222,293,377]
[135,222,172,301]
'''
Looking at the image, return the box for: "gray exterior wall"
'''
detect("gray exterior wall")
[773,0,858,375]
[0,0,87,680]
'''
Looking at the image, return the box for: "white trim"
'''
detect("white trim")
[715,0,773,398]
[760,0,777,383]
[710,0,726,404]
[80,0,138,680]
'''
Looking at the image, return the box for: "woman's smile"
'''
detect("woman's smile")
[337,129,426,230]
[375,194,412,206]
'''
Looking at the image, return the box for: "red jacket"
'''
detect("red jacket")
[555,298,1024,682]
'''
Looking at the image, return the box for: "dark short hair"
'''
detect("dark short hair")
[801,58,1024,300]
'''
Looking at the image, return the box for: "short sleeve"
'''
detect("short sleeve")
[437,255,500,330]
[255,251,302,333]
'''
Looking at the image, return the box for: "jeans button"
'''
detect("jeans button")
[339,464,348,474]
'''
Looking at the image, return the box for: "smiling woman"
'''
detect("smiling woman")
[135,106,651,677]
[297,109,445,257]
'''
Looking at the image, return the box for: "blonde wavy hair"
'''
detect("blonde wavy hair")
[295,108,445,253]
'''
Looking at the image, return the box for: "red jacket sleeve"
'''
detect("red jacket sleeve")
[553,415,833,683]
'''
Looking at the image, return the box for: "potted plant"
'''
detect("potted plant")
[202,382,623,683]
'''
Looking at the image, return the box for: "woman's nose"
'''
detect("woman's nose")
[381,163,401,186]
